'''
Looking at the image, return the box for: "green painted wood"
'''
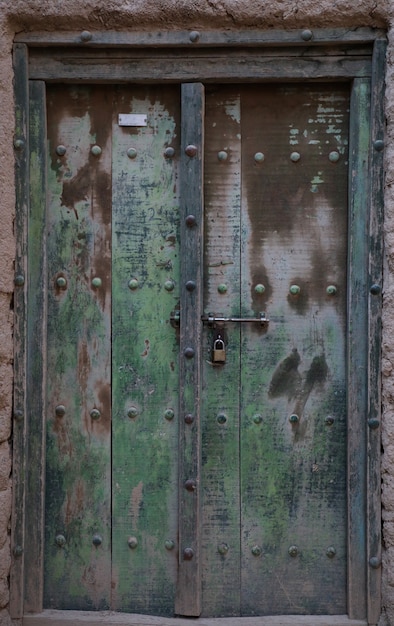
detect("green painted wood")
[347,78,371,621]
[44,85,112,610]
[24,80,47,613]
[367,38,386,625]
[175,83,204,617]
[200,87,242,616]
[111,86,180,615]
[10,42,29,620]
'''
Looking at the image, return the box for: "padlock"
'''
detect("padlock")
[213,335,226,363]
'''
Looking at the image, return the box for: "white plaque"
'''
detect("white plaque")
[118,114,148,127]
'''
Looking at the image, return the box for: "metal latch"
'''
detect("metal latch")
[201,313,269,327]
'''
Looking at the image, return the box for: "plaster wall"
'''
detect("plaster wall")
[0,1,393,625]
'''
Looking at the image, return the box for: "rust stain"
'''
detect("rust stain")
[141,339,150,358]
[64,479,86,526]
[129,481,144,528]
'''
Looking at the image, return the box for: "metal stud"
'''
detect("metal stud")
[92,277,102,288]
[217,150,228,161]
[217,413,227,424]
[56,145,67,156]
[301,29,313,41]
[56,276,67,289]
[92,534,103,546]
[91,145,102,156]
[218,283,228,294]
[326,546,336,558]
[329,151,340,163]
[370,284,381,295]
[185,145,198,157]
[127,148,138,159]
[13,545,23,557]
[290,152,301,162]
[369,556,381,569]
[289,284,301,295]
[288,545,299,557]
[251,545,262,557]
[368,418,380,429]
[253,414,263,424]
[127,407,139,419]
[189,31,200,43]
[55,534,67,548]
[90,408,101,420]
[184,547,194,560]
[326,285,337,295]
[14,409,24,423]
[218,543,229,555]
[254,284,265,294]
[185,413,194,424]
[14,275,25,287]
[55,405,66,418]
[185,214,197,227]
[186,280,196,291]
[13,138,25,150]
[80,30,92,42]
[164,280,175,292]
[185,479,196,492]
[165,540,175,550]
[164,147,175,158]
[184,347,195,359]
[325,415,335,426]
[164,409,175,421]
[128,278,139,290]
[128,536,138,549]
[374,139,384,152]
[254,152,265,163]
[289,414,299,424]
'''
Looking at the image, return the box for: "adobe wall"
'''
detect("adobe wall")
[0,1,393,625]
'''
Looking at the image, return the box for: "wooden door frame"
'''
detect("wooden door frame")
[11,27,386,625]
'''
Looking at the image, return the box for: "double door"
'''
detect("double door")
[44,82,348,616]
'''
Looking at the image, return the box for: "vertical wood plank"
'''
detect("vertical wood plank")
[24,80,47,613]
[175,83,204,617]
[347,78,371,620]
[10,42,29,619]
[367,38,387,625]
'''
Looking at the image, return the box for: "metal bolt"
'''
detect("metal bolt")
[217,413,227,424]
[185,479,196,492]
[55,405,66,418]
[91,145,102,156]
[370,284,381,295]
[92,277,102,288]
[326,546,336,558]
[374,139,384,152]
[185,145,198,157]
[128,536,138,549]
[218,283,228,294]
[185,214,197,227]
[56,145,67,156]
[251,545,262,557]
[189,31,200,43]
[254,284,265,294]
[164,409,175,421]
[164,280,175,292]
[326,285,337,295]
[218,543,229,555]
[128,278,139,290]
[56,276,67,289]
[14,138,25,150]
[329,151,340,163]
[368,418,380,430]
[92,534,102,546]
[127,148,138,159]
[14,409,24,423]
[164,147,175,158]
[165,540,175,550]
[184,347,195,358]
[253,414,263,424]
[217,151,228,161]
[14,275,25,287]
[289,284,301,295]
[289,414,299,424]
[254,152,265,163]
[325,415,335,426]
[127,407,138,419]
[80,30,92,42]
[301,29,313,41]
[186,280,196,291]
[288,545,299,557]
[369,556,381,569]
[290,152,301,162]
[184,547,194,560]
[13,545,23,557]
[55,534,67,548]
[185,413,194,424]
[90,408,101,420]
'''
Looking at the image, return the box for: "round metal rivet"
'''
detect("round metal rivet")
[326,285,337,295]
[251,545,262,557]
[128,536,138,549]
[185,144,198,157]
[127,148,138,159]
[290,152,301,162]
[56,145,67,156]
[92,534,102,546]
[185,479,196,492]
[189,30,200,43]
[369,556,381,569]
[289,414,299,424]
[254,152,265,163]
[289,284,301,295]
[218,283,228,294]
[218,543,229,555]
[91,145,102,156]
[253,414,263,424]
[184,547,194,560]
[368,418,380,429]
[185,214,197,227]
[165,540,175,550]
[127,407,139,419]
[288,545,299,557]
[370,284,381,295]
[374,139,384,152]
[217,413,227,425]
[92,277,102,288]
[301,29,313,41]
[185,413,194,424]
[13,545,23,557]
[14,275,25,287]
[329,151,340,163]
[90,408,101,420]
[55,534,67,548]
[164,147,175,158]
[217,150,228,161]
[80,30,92,42]
[56,276,67,289]
[325,415,335,426]
[326,546,336,558]
[186,280,196,291]
[164,280,175,292]
[128,278,139,290]
[14,409,24,423]
[55,405,66,418]
[254,284,265,294]
[14,138,25,150]
[184,347,195,359]
[164,409,175,421]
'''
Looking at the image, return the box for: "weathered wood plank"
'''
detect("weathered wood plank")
[14,26,385,47]
[175,83,204,617]
[347,78,371,620]
[111,85,180,614]
[367,37,387,625]
[10,42,29,620]
[23,80,47,614]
